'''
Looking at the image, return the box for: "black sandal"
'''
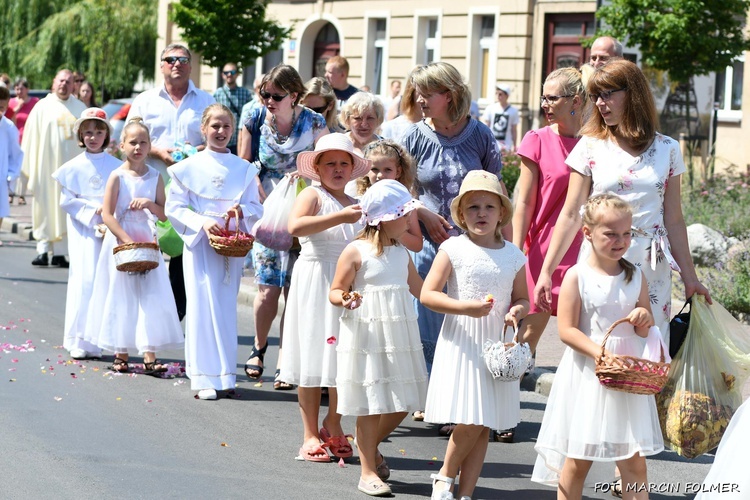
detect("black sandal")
[143,360,168,376]
[244,343,268,379]
[273,369,294,390]
[110,357,129,373]
[494,427,516,443]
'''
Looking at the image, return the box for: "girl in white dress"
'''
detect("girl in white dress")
[330,180,428,497]
[52,108,121,360]
[421,170,529,500]
[279,133,370,463]
[166,104,263,400]
[83,118,184,375]
[532,194,663,499]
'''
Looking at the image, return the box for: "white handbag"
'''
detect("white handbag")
[482,324,532,381]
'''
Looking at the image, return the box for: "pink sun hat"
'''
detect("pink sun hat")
[296,133,371,182]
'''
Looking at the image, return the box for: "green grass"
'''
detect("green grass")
[680,172,750,315]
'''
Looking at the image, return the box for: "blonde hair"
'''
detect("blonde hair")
[358,140,416,196]
[546,66,585,100]
[355,223,399,257]
[121,116,150,142]
[339,91,385,129]
[410,62,471,124]
[201,103,235,130]
[304,77,341,132]
[581,193,636,283]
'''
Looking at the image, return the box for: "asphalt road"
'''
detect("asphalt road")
[0,230,717,500]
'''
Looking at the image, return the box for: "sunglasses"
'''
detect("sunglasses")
[260,90,289,102]
[223,70,238,76]
[308,105,328,114]
[75,79,84,83]
[589,88,627,103]
[162,56,190,65]
[540,94,573,105]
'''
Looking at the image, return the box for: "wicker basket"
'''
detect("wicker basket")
[209,208,254,257]
[113,242,161,273]
[595,318,670,395]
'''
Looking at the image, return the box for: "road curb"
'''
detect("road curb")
[1,215,33,240]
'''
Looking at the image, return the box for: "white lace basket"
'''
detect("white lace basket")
[482,324,532,381]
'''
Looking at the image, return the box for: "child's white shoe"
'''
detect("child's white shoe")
[430,473,455,500]
[197,389,217,400]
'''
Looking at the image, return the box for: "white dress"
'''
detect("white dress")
[52,151,121,354]
[424,235,526,429]
[532,261,664,487]
[279,186,363,387]
[166,149,263,391]
[566,134,685,342]
[83,167,184,354]
[696,398,750,499]
[336,240,428,416]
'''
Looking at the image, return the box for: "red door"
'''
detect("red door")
[313,23,341,77]
[544,14,596,81]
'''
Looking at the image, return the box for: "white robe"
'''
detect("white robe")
[51,151,121,353]
[1,117,23,218]
[21,94,87,243]
[166,149,262,391]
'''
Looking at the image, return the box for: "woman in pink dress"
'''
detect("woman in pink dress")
[510,68,585,443]
[5,78,39,205]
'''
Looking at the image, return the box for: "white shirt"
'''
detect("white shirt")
[127,80,215,177]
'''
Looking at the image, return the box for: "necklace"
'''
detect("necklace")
[272,108,296,143]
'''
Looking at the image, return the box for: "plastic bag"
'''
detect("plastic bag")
[253,176,300,251]
[656,295,750,458]
[156,177,184,258]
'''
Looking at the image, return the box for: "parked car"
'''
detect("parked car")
[102,97,134,154]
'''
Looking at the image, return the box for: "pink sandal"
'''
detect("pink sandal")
[319,427,354,458]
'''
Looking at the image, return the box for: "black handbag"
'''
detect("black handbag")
[669,298,691,358]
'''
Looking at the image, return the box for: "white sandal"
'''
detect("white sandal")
[430,473,455,500]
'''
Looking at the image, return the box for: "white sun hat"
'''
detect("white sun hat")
[360,179,421,226]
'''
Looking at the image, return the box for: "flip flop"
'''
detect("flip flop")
[319,427,354,458]
[298,444,331,462]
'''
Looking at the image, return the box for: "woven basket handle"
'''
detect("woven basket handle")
[599,317,633,357]
[224,207,240,239]
[502,323,520,344]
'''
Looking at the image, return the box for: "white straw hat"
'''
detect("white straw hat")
[360,179,421,226]
[450,170,513,230]
[296,133,371,182]
[73,107,113,136]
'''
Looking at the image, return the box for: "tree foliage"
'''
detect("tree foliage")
[0,0,156,98]
[170,0,292,69]
[596,0,750,83]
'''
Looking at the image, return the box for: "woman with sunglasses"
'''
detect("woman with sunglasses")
[238,64,329,391]
[301,77,342,133]
[534,59,711,355]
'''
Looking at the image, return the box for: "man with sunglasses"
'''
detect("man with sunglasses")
[213,63,252,154]
[127,43,214,321]
[22,69,87,267]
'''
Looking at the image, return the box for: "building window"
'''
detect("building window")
[715,57,744,122]
[417,17,439,65]
[469,14,496,101]
[367,18,387,95]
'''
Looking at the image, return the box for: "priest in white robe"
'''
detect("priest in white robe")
[21,69,87,266]
[166,149,262,399]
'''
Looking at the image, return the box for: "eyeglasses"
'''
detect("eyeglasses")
[540,94,573,105]
[308,105,328,114]
[223,70,238,76]
[260,91,289,102]
[162,56,190,65]
[589,88,627,103]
